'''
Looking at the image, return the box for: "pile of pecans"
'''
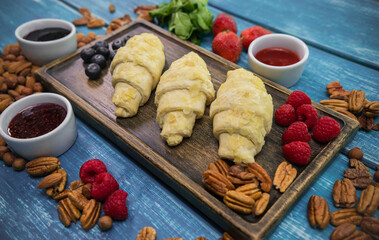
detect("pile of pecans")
[72,8,105,29]
[202,159,297,218]
[320,81,379,131]
[307,147,379,240]
[76,32,104,48]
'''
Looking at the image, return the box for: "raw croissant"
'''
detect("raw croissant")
[155,52,215,146]
[110,33,165,118]
[210,68,273,164]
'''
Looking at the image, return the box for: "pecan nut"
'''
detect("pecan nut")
[320,99,349,110]
[350,158,369,171]
[220,232,234,240]
[252,192,270,217]
[333,178,357,208]
[37,172,62,189]
[335,109,358,121]
[364,101,379,117]
[208,159,229,177]
[330,223,356,240]
[307,195,330,229]
[53,189,71,200]
[357,185,379,216]
[235,182,262,200]
[136,226,157,240]
[330,208,363,226]
[68,190,89,211]
[26,157,60,176]
[344,168,374,189]
[87,18,105,28]
[223,190,255,214]
[361,217,379,239]
[227,165,257,185]
[247,162,272,193]
[202,170,235,197]
[348,90,366,114]
[69,179,86,194]
[80,199,101,230]
[358,115,375,131]
[273,161,297,193]
[59,198,81,222]
[327,81,344,95]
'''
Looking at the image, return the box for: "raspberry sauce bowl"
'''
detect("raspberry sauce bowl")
[248,33,309,87]
[0,93,77,160]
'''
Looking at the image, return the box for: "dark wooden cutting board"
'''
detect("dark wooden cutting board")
[36,19,359,240]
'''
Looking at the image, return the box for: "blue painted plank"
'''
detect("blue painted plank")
[209,0,379,70]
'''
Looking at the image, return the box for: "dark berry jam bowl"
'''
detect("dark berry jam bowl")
[0,93,77,160]
[15,18,76,66]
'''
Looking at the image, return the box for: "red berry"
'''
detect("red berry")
[240,26,271,50]
[282,121,311,144]
[282,141,312,165]
[79,159,107,183]
[103,189,128,220]
[275,104,296,126]
[213,13,237,36]
[312,117,341,143]
[296,104,319,129]
[212,31,242,63]
[91,172,119,201]
[286,90,312,109]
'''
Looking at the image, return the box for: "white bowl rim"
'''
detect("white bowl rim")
[15,18,76,46]
[248,33,309,70]
[0,93,73,143]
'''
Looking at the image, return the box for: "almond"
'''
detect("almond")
[37,173,63,189]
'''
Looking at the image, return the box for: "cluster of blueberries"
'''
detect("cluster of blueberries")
[80,36,131,79]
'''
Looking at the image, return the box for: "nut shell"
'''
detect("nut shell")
[98,216,113,231]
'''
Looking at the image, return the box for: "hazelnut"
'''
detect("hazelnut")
[374,171,379,182]
[5,75,18,89]
[348,147,363,160]
[17,76,26,85]
[3,152,15,166]
[12,158,26,171]
[0,146,10,158]
[98,215,113,231]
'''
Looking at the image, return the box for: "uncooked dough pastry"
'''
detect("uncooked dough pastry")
[110,33,165,118]
[155,51,215,146]
[210,68,273,164]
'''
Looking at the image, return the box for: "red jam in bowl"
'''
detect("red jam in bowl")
[255,47,300,66]
[8,103,67,139]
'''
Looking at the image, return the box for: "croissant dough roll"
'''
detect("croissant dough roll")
[110,33,165,118]
[155,52,215,146]
[210,68,273,164]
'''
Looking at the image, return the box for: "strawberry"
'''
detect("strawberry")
[240,26,272,50]
[213,13,237,36]
[212,31,242,63]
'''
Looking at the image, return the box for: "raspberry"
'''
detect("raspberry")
[91,172,119,201]
[282,141,312,165]
[286,91,311,109]
[103,189,128,220]
[79,159,107,183]
[275,104,296,126]
[282,121,311,144]
[312,117,341,143]
[296,104,318,129]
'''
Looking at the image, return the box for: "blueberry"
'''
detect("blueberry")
[124,35,131,44]
[85,63,102,79]
[92,41,108,50]
[112,39,124,50]
[95,46,110,59]
[90,54,106,69]
[80,48,95,63]
[109,50,116,60]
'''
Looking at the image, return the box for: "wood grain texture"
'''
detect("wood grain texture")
[36,20,359,240]
[209,0,379,70]
[61,0,379,167]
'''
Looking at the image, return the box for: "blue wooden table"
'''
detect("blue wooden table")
[0,0,378,239]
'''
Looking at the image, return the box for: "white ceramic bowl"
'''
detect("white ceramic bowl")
[15,18,77,66]
[0,93,77,160]
[248,33,309,87]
